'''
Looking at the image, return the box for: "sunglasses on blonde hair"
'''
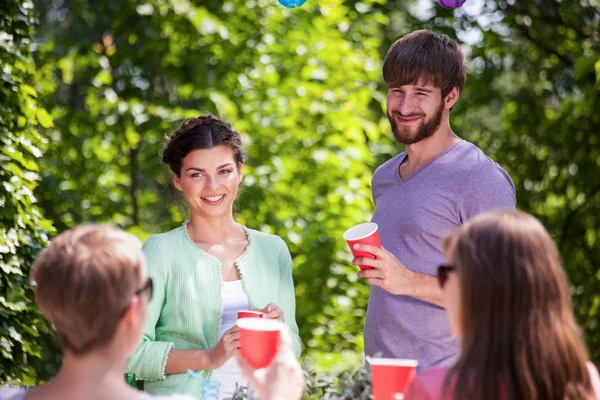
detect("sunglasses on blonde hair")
[119,277,153,318]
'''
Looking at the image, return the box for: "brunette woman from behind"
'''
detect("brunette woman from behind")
[405,210,600,400]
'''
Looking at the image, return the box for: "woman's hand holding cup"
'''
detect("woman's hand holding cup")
[208,325,240,369]
[259,303,285,322]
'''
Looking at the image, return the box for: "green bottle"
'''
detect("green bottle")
[125,373,137,388]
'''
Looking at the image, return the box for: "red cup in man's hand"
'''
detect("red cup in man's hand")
[343,222,381,270]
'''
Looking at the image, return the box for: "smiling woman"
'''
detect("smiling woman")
[125,114,301,399]
[173,145,242,217]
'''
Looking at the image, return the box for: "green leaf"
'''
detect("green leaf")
[574,54,600,81]
[35,108,54,128]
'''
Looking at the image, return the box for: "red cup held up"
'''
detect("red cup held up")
[343,222,381,271]
[237,318,284,369]
[369,358,418,400]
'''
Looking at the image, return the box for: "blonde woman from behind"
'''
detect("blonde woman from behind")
[0,225,195,400]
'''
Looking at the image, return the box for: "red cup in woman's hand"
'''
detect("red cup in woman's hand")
[237,318,284,369]
[260,303,285,322]
[238,310,263,320]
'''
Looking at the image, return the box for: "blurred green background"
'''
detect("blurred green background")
[1,0,599,385]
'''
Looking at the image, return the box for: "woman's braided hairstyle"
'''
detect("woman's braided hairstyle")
[162,114,245,176]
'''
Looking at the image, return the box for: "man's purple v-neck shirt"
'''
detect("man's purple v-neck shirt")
[365,140,516,371]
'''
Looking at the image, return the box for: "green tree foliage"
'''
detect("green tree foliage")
[32,0,390,369]
[31,0,600,367]
[0,0,61,384]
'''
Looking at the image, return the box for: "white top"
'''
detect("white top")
[210,280,250,400]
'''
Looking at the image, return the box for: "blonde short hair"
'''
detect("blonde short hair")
[31,224,144,355]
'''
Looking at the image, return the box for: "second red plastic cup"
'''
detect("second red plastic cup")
[343,222,381,270]
[237,310,264,320]
[369,358,418,400]
[237,318,284,369]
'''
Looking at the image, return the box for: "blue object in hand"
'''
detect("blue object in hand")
[278,0,307,8]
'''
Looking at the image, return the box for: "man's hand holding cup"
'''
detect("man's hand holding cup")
[344,222,416,296]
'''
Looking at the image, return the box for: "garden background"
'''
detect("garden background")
[1,0,600,389]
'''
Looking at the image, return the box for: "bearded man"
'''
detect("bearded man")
[352,30,516,371]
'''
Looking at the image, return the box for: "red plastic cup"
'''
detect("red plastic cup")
[370,358,418,400]
[238,310,264,320]
[238,318,284,369]
[343,222,381,270]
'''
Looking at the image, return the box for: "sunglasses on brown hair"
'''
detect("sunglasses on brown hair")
[437,264,456,288]
[119,277,153,318]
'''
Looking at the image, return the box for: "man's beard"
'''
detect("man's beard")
[388,102,445,145]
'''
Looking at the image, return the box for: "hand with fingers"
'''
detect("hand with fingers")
[237,327,304,400]
[352,243,416,296]
[208,325,240,369]
[259,303,285,322]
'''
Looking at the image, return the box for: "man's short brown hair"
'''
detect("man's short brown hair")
[30,225,144,355]
[383,30,466,98]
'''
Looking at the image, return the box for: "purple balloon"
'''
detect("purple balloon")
[437,0,466,8]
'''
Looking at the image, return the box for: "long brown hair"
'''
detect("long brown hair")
[442,210,596,400]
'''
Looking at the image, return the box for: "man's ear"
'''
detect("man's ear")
[444,87,460,110]
[173,173,183,192]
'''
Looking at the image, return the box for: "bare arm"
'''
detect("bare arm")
[353,244,445,308]
[405,270,444,308]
